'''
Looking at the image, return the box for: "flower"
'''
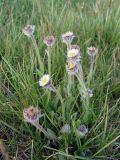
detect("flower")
[66,60,79,75]
[23,106,50,138]
[69,44,80,52]
[23,106,41,123]
[61,32,74,45]
[39,74,51,87]
[87,46,97,57]
[61,124,71,134]
[23,25,35,37]
[43,35,55,47]
[77,124,88,138]
[39,74,57,92]
[67,49,80,61]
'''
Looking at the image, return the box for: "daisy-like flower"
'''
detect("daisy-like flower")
[87,46,97,57]
[23,25,35,37]
[39,74,56,92]
[43,35,55,47]
[66,60,79,75]
[39,74,51,87]
[69,44,80,52]
[23,106,41,123]
[61,32,74,46]
[61,124,71,134]
[67,49,80,61]
[77,124,88,138]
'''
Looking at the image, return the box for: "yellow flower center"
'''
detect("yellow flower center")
[68,61,76,69]
[41,76,49,86]
[68,50,77,57]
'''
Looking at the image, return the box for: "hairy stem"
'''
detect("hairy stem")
[67,75,72,97]
[31,36,44,73]
[76,73,89,112]
[87,55,95,86]
[52,85,65,121]
[47,46,52,76]
[33,121,49,137]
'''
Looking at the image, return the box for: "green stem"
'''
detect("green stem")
[67,75,72,97]
[76,73,89,114]
[87,56,96,87]
[32,121,49,137]
[47,46,52,76]
[64,134,68,156]
[76,72,93,122]
[67,43,70,51]
[31,36,44,73]
[52,85,65,122]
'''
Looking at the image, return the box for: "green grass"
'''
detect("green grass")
[0,0,120,159]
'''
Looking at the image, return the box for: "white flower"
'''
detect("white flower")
[61,32,74,45]
[39,74,57,93]
[66,60,79,75]
[87,46,97,57]
[61,124,71,134]
[23,25,35,37]
[43,35,55,47]
[67,49,80,61]
[23,106,41,123]
[39,74,51,87]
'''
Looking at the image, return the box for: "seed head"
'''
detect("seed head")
[61,32,74,45]
[87,46,97,57]
[23,25,35,37]
[43,35,55,47]
[69,44,80,52]
[23,106,41,123]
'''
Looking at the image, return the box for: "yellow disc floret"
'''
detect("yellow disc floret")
[68,61,76,69]
[67,49,78,58]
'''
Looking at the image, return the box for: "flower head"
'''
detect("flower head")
[69,44,80,52]
[39,74,51,87]
[67,49,80,61]
[61,32,74,45]
[43,35,55,47]
[77,124,88,138]
[66,60,79,75]
[23,106,41,123]
[87,46,97,57]
[61,124,71,134]
[23,25,35,37]
[39,74,57,92]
